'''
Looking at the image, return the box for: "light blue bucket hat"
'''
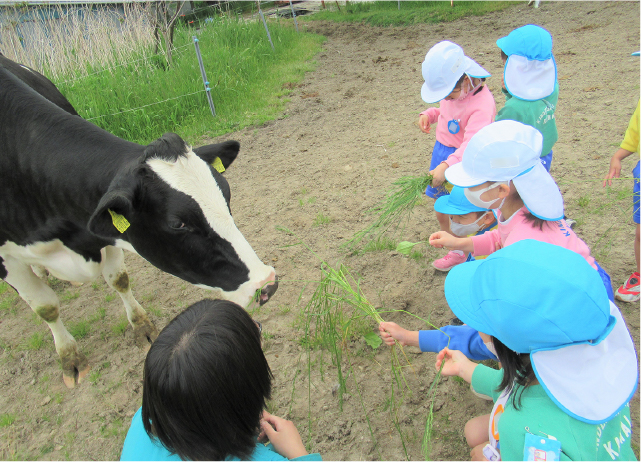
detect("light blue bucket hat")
[444,239,638,424]
[497,25,557,101]
[434,186,489,215]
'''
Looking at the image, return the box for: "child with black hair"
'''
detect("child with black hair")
[436,240,637,461]
[120,299,321,461]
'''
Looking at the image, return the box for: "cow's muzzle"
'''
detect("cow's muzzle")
[259,275,279,305]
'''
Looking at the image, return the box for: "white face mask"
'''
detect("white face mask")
[449,213,489,237]
[483,340,498,358]
[464,181,508,210]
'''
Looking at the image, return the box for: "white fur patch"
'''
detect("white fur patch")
[0,239,104,283]
[147,151,275,304]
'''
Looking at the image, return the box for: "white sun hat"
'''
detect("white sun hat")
[421,40,490,103]
[444,120,564,220]
[444,240,638,424]
[497,25,557,101]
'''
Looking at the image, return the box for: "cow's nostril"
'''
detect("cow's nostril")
[259,275,279,305]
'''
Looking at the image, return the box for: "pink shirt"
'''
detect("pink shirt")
[421,85,496,167]
[471,207,598,270]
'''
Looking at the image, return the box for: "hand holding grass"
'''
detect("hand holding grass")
[429,231,474,253]
[435,347,477,384]
[429,162,449,188]
[259,411,308,460]
[379,322,419,347]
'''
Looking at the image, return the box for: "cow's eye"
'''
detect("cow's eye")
[169,221,188,231]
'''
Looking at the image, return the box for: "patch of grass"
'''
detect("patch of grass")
[146,304,162,317]
[0,294,19,314]
[105,294,116,303]
[361,236,398,253]
[100,417,125,438]
[89,306,107,323]
[91,281,101,290]
[111,317,129,336]
[0,281,10,295]
[577,195,590,208]
[312,212,332,227]
[0,413,16,427]
[21,332,47,351]
[309,1,518,27]
[68,320,91,339]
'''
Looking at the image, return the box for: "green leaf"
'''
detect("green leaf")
[396,241,419,255]
[364,331,382,350]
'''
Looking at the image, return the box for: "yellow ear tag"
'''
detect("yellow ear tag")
[108,209,130,233]
[211,157,225,173]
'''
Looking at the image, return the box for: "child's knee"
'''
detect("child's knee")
[464,414,490,447]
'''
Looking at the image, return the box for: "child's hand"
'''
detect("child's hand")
[429,231,455,249]
[379,322,419,347]
[604,156,622,187]
[419,114,431,134]
[429,162,448,187]
[259,411,308,460]
[435,347,476,383]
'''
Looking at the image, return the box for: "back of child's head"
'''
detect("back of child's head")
[142,299,272,461]
[420,40,490,103]
[496,24,556,101]
[444,120,564,221]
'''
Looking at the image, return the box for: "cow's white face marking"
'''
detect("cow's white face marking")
[0,240,103,283]
[146,150,275,306]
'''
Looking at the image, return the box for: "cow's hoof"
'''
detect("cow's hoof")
[133,320,159,349]
[61,354,90,389]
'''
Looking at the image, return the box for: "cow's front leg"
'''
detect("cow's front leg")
[3,256,89,388]
[102,246,158,348]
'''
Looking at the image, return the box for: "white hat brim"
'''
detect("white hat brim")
[504,55,556,101]
[531,301,639,424]
[512,162,564,220]
[463,56,491,79]
[444,161,488,188]
[421,80,456,104]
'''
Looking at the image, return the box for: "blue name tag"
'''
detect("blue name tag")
[447,119,460,134]
[523,433,562,461]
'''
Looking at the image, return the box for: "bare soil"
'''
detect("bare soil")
[0,2,639,460]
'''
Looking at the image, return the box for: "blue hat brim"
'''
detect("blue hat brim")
[434,194,487,215]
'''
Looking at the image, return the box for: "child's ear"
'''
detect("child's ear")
[482,212,496,225]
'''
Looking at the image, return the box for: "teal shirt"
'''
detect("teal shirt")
[120,408,322,462]
[495,82,559,156]
[472,365,637,461]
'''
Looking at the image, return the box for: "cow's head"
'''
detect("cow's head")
[87,133,277,308]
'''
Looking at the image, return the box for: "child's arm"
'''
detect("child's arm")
[429,231,474,253]
[435,348,477,384]
[604,148,635,187]
[419,326,497,361]
[419,108,440,134]
[379,322,419,348]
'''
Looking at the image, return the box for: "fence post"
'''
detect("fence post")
[289,0,299,33]
[258,8,275,50]
[192,36,216,117]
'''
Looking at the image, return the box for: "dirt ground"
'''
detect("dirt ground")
[0,1,639,460]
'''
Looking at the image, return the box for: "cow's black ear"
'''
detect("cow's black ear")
[87,191,134,239]
[193,140,240,172]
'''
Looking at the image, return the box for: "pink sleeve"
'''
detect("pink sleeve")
[444,108,495,167]
[420,107,440,125]
[471,229,501,257]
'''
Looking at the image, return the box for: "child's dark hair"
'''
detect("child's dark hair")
[142,299,272,461]
[500,50,508,61]
[492,337,537,409]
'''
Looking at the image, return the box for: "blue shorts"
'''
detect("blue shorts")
[633,160,640,225]
[426,140,457,199]
[540,151,553,172]
[595,260,615,302]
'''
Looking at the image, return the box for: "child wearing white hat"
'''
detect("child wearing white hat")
[495,25,558,173]
[436,240,637,461]
[419,40,497,272]
[429,120,615,301]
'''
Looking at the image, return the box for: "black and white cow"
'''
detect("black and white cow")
[0,58,278,387]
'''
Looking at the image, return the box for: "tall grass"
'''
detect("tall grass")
[309,1,519,27]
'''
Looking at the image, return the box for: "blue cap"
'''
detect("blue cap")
[444,239,610,353]
[632,51,640,56]
[444,239,638,424]
[434,186,488,215]
[496,24,553,60]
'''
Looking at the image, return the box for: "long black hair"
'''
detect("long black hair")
[492,337,537,409]
[142,299,272,461]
